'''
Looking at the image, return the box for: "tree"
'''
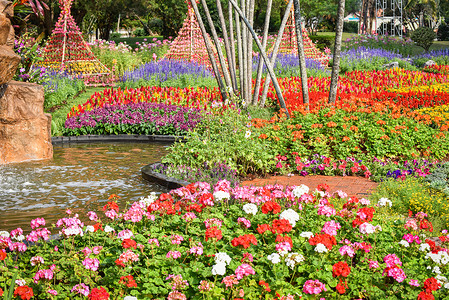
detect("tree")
[301,0,337,34]
[329,0,345,103]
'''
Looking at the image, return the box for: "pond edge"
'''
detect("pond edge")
[141,162,190,190]
[51,134,187,145]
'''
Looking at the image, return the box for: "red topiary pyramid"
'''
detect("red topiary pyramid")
[36,0,111,85]
[164,0,221,71]
[270,6,329,66]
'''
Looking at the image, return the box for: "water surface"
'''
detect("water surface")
[0,142,170,232]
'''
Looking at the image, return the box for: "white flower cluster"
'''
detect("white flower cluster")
[419,243,431,252]
[243,203,258,215]
[104,225,115,233]
[245,130,251,139]
[378,197,392,207]
[213,190,230,202]
[279,209,300,227]
[300,232,314,239]
[425,250,449,265]
[398,240,410,247]
[314,243,328,253]
[139,192,158,207]
[285,253,305,269]
[212,252,232,276]
[292,184,309,198]
[85,226,95,233]
[436,275,449,289]
[267,253,281,264]
[0,231,10,238]
[359,222,382,234]
[124,297,138,300]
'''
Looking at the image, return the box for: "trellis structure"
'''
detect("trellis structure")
[36,0,112,86]
[164,0,221,71]
[269,6,329,65]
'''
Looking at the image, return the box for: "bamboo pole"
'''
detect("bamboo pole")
[260,0,293,107]
[190,0,228,101]
[217,0,238,92]
[251,0,272,105]
[229,0,290,118]
[293,0,309,106]
[234,0,244,92]
[228,3,237,86]
[246,0,255,105]
[200,0,233,91]
[241,0,248,104]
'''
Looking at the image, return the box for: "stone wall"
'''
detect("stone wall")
[0,81,53,164]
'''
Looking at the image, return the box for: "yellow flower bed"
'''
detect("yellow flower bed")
[417,104,449,124]
[388,82,449,93]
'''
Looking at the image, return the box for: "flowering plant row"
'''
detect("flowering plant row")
[67,86,224,119]
[1,181,448,299]
[63,102,203,136]
[252,100,449,161]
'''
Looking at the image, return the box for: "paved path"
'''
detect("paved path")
[241,175,379,198]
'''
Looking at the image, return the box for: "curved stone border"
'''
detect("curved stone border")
[51,134,187,145]
[141,162,190,190]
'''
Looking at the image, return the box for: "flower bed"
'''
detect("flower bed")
[67,86,223,119]
[120,60,215,88]
[63,102,204,136]
[0,181,448,299]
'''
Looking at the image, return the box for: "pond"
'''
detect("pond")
[0,142,171,232]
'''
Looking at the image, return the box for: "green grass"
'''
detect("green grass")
[50,87,106,137]
[318,31,449,55]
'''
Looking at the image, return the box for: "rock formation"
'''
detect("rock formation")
[0,0,53,164]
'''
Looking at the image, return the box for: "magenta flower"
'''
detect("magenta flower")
[82,257,99,271]
[235,263,255,280]
[303,279,327,295]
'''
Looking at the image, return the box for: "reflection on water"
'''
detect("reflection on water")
[0,142,170,232]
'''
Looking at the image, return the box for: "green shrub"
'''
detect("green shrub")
[424,162,449,196]
[309,35,334,51]
[437,22,449,41]
[370,177,449,230]
[410,27,437,52]
[343,21,358,33]
[133,27,146,37]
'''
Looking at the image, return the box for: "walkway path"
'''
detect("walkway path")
[241,175,378,198]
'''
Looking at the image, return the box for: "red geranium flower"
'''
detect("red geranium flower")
[424,277,441,292]
[418,291,435,300]
[261,201,281,214]
[259,280,271,292]
[257,224,271,234]
[115,258,125,267]
[102,201,119,212]
[119,275,137,288]
[0,287,3,297]
[205,226,222,242]
[309,233,337,250]
[336,279,348,294]
[122,239,137,249]
[271,219,292,234]
[14,286,33,300]
[88,287,110,300]
[94,223,103,232]
[0,250,6,261]
[332,261,351,277]
[231,234,257,249]
[275,235,293,248]
[420,219,433,232]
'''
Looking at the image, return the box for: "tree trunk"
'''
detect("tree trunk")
[328,0,345,104]
[251,0,272,105]
[293,0,309,107]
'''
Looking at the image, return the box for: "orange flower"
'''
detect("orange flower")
[273,125,280,131]
[380,135,390,140]
[350,125,358,132]
[327,121,337,128]
[342,136,350,142]
[376,120,386,125]
[258,134,268,139]
[311,123,323,129]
